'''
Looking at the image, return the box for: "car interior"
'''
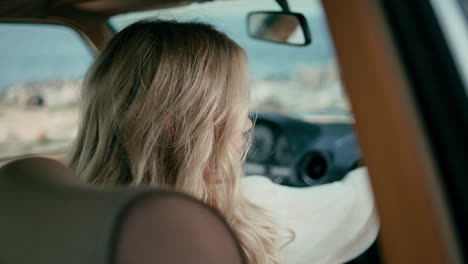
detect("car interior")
[1,0,467,263]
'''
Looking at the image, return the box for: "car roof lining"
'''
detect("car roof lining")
[0,0,232,50]
[0,0,219,19]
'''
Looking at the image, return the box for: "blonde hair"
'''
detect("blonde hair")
[67,20,284,263]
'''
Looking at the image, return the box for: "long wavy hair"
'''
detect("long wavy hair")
[67,20,283,263]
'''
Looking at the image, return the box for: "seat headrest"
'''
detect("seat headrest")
[0,157,245,264]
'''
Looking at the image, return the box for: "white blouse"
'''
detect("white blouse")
[241,167,379,264]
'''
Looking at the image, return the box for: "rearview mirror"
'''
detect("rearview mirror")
[247,12,311,46]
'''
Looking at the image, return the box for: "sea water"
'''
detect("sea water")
[0,12,335,92]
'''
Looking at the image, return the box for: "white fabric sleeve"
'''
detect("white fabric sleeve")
[241,167,379,264]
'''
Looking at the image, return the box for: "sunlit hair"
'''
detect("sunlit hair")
[67,20,286,263]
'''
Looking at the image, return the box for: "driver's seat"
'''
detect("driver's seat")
[0,157,244,264]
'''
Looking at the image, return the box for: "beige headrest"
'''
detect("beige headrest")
[0,157,244,264]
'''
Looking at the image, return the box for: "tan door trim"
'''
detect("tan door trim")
[322,0,461,263]
[0,18,101,53]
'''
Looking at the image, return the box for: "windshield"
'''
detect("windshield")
[0,0,349,161]
[109,0,350,123]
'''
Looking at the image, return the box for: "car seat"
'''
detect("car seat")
[0,157,245,264]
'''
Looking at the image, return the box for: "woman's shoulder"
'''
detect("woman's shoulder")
[241,175,279,209]
[241,168,379,264]
[241,167,372,209]
[241,175,275,193]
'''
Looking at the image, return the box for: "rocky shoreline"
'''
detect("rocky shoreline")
[0,65,350,159]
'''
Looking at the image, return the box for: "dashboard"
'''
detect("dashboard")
[245,112,379,263]
[245,112,361,187]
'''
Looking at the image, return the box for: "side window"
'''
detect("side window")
[0,23,94,160]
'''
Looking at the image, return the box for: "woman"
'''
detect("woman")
[68,20,378,264]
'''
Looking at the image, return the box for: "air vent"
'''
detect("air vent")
[299,152,330,186]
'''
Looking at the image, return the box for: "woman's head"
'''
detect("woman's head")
[68,20,282,263]
[70,20,249,191]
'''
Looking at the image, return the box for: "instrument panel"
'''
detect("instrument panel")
[245,112,361,187]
